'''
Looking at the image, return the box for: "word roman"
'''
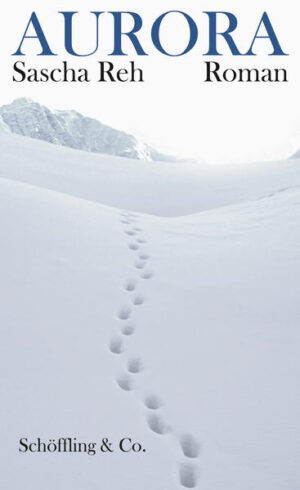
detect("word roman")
[205,62,288,83]
[13,61,144,83]
[12,11,287,58]
[19,437,146,455]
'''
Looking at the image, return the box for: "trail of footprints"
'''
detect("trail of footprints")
[108,210,201,488]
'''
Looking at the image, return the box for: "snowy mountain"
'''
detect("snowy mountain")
[291,148,300,159]
[1,131,300,490]
[0,98,174,161]
[0,114,10,132]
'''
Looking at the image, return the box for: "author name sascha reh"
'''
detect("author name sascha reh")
[19,437,147,456]
[10,10,289,84]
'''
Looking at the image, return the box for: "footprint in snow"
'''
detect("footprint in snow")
[140,269,154,280]
[121,324,136,336]
[134,260,146,270]
[128,242,140,251]
[128,357,144,374]
[133,295,145,306]
[109,336,123,355]
[121,212,138,220]
[124,279,137,292]
[179,464,198,488]
[118,306,132,320]
[144,394,163,410]
[116,375,135,392]
[180,434,200,459]
[147,413,169,435]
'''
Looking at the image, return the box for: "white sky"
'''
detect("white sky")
[0,0,299,164]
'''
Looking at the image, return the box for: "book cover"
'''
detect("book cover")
[1,2,299,489]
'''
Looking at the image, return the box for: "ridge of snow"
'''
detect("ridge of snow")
[1,130,300,216]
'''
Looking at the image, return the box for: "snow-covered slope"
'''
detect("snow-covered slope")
[0,130,300,216]
[1,132,300,490]
[0,98,173,161]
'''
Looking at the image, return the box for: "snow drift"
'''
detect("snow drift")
[0,130,299,490]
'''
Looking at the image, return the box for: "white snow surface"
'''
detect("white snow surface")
[0,130,300,489]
